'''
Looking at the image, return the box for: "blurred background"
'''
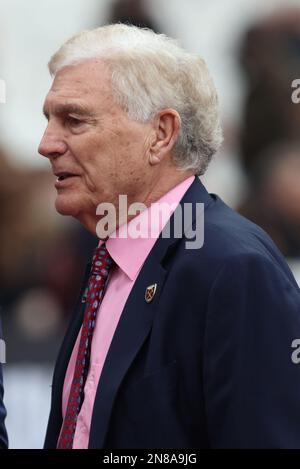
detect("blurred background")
[1,0,300,448]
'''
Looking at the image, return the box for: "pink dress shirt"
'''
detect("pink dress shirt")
[60,176,195,448]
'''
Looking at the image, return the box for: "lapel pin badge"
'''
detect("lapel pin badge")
[145,283,157,303]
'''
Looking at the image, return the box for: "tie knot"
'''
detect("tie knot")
[91,243,114,277]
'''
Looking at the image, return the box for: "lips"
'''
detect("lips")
[54,171,79,189]
[54,171,77,181]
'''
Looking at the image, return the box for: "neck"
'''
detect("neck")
[140,170,195,208]
[79,170,195,236]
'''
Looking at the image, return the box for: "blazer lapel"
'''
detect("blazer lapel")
[89,253,167,448]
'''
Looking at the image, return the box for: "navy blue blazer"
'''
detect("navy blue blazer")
[45,178,300,449]
[0,321,8,449]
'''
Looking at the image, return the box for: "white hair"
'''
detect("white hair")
[49,24,223,175]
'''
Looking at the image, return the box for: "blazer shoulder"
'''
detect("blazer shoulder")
[186,193,298,288]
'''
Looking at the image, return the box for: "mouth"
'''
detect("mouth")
[54,171,77,181]
[54,171,79,189]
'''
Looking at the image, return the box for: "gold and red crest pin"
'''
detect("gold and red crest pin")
[145,283,157,303]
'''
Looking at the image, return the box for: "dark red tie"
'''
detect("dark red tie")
[57,244,114,449]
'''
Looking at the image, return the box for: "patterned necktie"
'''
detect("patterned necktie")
[57,243,114,449]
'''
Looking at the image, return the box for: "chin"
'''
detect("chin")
[55,194,82,218]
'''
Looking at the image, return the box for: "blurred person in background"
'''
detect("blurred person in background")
[107,0,158,31]
[0,318,8,449]
[0,365,7,449]
[238,8,300,257]
[0,145,96,363]
[39,24,300,449]
[240,143,300,257]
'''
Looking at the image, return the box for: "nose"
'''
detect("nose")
[38,123,68,159]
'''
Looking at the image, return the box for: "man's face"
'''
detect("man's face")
[38,59,154,232]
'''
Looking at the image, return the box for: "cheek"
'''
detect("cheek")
[116,152,149,196]
[70,128,149,195]
[119,135,148,168]
[80,156,119,202]
[70,138,109,184]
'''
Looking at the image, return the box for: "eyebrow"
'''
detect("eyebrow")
[43,103,93,119]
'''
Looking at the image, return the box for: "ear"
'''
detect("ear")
[149,109,181,166]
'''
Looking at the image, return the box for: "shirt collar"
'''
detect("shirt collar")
[99,176,195,281]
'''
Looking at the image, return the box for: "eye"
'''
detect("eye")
[66,115,87,132]
[67,116,82,126]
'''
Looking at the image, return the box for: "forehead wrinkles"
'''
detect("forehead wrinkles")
[52,60,113,95]
[44,66,116,115]
[43,61,134,126]
[43,99,95,120]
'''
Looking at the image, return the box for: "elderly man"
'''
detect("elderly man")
[40,24,300,449]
